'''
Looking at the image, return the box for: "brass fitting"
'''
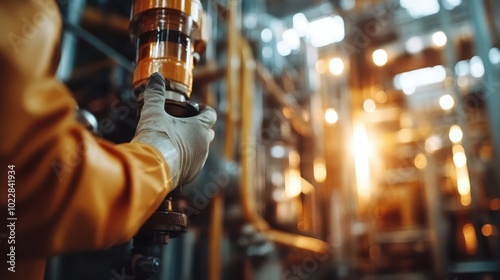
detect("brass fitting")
[130,0,209,98]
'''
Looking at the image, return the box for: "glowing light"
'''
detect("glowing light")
[372,49,388,66]
[439,94,455,110]
[285,151,301,198]
[489,48,500,65]
[400,0,440,18]
[449,125,463,143]
[461,195,471,206]
[470,56,485,78]
[293,13,309,37]
[329,57,344,75]
[453,145,471,204]
[261,28,273,43]
[282,28,301,51]
[394,65,447,93]
[463,223,478,255]
[405,36,424,54]
[270,145,286,158]
[363,99,376,112]
[425,135,442,153]
[285,168,302,198]
[313,158,327,183]
[414,153,427,169]
[403,86,416,95]
[353,124,371,202]
[310,16,345,48]
[455,60,470,76]
[481,224,493,237]
[316,60,327,74]
[277,41,291,56]
[325,108,339,124]
[453,151,467,167]
[432,31,447,47]
[443,0,462,10]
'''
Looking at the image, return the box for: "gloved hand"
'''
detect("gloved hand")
[131,72,217,187]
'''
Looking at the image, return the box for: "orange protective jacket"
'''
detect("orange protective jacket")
[0,1,173,279]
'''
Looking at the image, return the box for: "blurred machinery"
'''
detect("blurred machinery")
[48,0,500,279]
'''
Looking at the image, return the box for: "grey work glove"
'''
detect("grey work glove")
[131,72,217,187]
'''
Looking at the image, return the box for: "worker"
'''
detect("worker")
[0,1,216,279]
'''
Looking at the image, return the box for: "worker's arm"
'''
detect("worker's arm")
[0,0,215,259]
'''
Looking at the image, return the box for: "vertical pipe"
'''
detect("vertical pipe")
[466,0,500,187]
[209,195,224,280]
[305,43,323,237]
[224,0,240,160]
[240,39,329,253]
[423,154,447,277]
[466,0,500,266]
[181,231,196,280]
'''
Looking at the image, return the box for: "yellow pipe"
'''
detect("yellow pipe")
[209,194,223,280]
[223,0,239,160]
[239,39,270,232]
[239,39,330,254]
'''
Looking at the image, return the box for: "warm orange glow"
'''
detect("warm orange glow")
[453,145,471,205]
[449,125,463,143]
[313,158,327,183]
[481,224,494,237]
[325,108,339,124]
[439,94,455,110]
[282,108,293,119]
[289,150,300,167]
[285,168,302,198]
[457,175,471,206]
[285,151,302,198]
[462,223,478,255]
[329,57,344,75]
[490,199,500,211]
[363,99,376,112]
[372,49,388,66]
[353,123,371,202]
[432,31,447,47]
[414,153,427,169]
[460,195,471,206]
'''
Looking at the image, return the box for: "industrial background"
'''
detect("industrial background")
[46,0,500,279]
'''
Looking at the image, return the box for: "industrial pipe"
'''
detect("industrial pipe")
[209,194,224,280]
[224,0,240,160]
[239,39,330,254]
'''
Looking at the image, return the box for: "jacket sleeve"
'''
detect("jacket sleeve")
[0,0,173,258]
